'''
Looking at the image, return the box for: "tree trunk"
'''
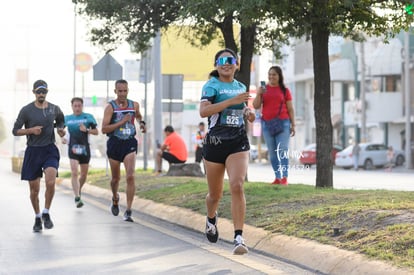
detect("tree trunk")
[218,15,238,53]
[238,24,256,90]
[311,21,333,188]
[218,17,255,91]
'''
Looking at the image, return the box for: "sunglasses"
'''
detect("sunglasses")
[216,56,237,66]
[35,88,48,94]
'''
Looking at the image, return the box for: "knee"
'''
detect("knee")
[71,170,79,178]
[126,174,135,184]
[207,192,222,202]
[230,182,244,196]
[44,181,56,191]
[79,173,87,181]
[111,176,121,183]
[30,188,40,197]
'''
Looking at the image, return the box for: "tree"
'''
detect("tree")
[267,0,414,188]
[73,0,284,89]
[75,0,413,188]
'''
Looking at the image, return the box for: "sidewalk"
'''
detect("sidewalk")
[57,179,413,275]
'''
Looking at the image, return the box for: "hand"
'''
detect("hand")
[122,113,132,123]
[233,92,250,105]
[243,107,255,123]
[79,123,87,133]
[57,128,66,137]
[290,125,296,137]
[259,86,266,95]
[30,126,43,135]
[140,124,147,133]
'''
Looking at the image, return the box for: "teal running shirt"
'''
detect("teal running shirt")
[201,77,247,140]
[64,112,97,150]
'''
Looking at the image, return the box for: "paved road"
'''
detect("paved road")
[1,156,317,274]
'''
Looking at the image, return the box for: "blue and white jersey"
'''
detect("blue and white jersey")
[201,77,247,140]
[108,99,136,140]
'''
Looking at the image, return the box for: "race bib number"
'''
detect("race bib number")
[117,122,134,139]
[120,127,132,136]
[220,109,244,127]
[71,144,87,156]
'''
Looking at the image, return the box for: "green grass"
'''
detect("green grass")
[61,169,414,270]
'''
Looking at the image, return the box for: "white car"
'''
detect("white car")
[335,143,405,170]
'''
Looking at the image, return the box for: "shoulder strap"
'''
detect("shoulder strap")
[276,88,286,118]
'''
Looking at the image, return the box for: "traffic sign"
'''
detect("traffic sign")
[75,53,93,73]
[93,53,123,81]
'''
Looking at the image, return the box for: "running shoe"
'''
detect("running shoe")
[280,177,288,185]
[232,235,249,255]
[111,193,120,216]
[123,209,134,222]
[75,197,84,208]
[33,217,42,232]
[42,213,54,229]
[205,214,219,243]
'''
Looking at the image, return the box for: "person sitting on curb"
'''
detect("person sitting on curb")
[155,125,188,174]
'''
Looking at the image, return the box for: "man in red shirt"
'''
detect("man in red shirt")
[155,125,188,174]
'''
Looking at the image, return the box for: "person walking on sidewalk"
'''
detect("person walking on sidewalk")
[352,142,361,171]
[62,97,98,208]
[200,48,255,255]
[252,65,296,185]
[102,79,146,222]
[385,146,394,172]
[12,79,66,232]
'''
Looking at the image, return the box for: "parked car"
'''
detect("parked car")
[299,143,343,167]
[335,143,405,170]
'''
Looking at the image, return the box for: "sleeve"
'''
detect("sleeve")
[285,88,293,101]
[12,108,26,136]
[55,106,65,128]
[163,135,172,148]
[88,114,98,129]
[64,115,68,127]
[201,82,217,103]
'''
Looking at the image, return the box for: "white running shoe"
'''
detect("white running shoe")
[232,235,248,255]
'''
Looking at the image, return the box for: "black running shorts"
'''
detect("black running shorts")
[202,134,250,164]
[106,136,137,162]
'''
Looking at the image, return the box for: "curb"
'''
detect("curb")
[58,180,413,275]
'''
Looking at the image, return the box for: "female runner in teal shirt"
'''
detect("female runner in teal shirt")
[200,48,255,255]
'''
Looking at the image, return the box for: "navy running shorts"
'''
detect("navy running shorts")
[202,134,250,164]
[21,144,60,181]
[106,137,137,162]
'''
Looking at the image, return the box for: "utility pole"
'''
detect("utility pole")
[153,32,163,171]
[404,31,412,169]
[73,3,77,98]
[360,42,367,142]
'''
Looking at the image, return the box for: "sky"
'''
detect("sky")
[0,0,294,156]
[1,0,137,155]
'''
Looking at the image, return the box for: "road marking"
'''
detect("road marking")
[56,184,307,274]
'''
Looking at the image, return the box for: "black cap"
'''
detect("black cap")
[33,80,48,92]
